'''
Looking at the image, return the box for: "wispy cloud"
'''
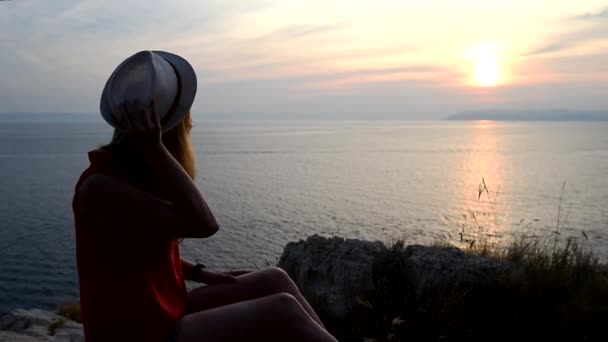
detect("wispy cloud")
[253,23,351,42]
[572,7,608,20]
[198,43,422,84]
[523,43,567,57]
[523,7,608,57]
[0,0,276,111]
[294,65,451,90]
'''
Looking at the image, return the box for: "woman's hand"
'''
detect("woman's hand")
[118,100,163,155]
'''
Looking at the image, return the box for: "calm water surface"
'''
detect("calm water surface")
[1,118,607,314]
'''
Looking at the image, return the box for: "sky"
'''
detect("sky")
[1,0,608,119]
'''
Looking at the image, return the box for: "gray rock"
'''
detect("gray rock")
[277,235,524,325]
[0,331,47,342]
[0,309,84,342]
[278,234,387,323]
[403,245,524,296]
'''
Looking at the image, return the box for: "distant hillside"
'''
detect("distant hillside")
[445,109,608,121]
[0,112,99,122]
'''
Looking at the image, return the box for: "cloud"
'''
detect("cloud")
[198,58,444,94]
[523,43,567,57]
[295,65,446,90]
[195,77,476,119]
[572,7,608,20]
[0,0,278,112]
[0,0,438,114]
[253,23,351,42]
[522,7,608,57]
[202,58,443,92]
[199,40,415,68]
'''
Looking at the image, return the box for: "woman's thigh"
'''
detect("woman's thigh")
[186,267,296,313]
[178,293,336,342]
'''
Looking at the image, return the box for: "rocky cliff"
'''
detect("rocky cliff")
[0,309,83,342]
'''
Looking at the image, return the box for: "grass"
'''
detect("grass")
[339,236,607,342]
[57,302,81,323]
[328,179,608,341]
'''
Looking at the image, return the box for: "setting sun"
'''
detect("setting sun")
[474,58,501,86]
[465,42,504,87]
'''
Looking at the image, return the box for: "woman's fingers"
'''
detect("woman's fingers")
[145,102,153,128]
[121,102,134,130]
[119,99,162,132]
[148,100,161,129]
[130,100,147,130]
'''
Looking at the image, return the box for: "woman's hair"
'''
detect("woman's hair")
[101,112,197,180]
[161,113,196,179]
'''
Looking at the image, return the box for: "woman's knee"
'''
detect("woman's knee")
[271,292,297,303]
[263,267,296,289]
[267,293,332,340]
[267,292,306,319]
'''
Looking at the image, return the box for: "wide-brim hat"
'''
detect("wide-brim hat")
[100,50,197,132]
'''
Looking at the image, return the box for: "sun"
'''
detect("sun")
[465,42,504,87]
[473,58,500,87]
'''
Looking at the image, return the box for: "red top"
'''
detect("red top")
[72,150,187,342]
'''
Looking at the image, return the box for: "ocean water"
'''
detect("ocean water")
[0,118,607,314]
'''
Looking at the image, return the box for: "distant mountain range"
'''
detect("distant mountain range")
[0,112,99,122]
[2,110,608,122]
[445,109,608,121]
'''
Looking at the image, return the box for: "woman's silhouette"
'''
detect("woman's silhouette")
[73,51,336,342]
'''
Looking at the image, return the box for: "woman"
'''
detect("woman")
[73,51,337,342]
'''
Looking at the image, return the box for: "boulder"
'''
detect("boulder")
[0,331,47,342]
[402,245,524,296]
[0,309,83,342]
[278,236,523,325]
[277,234,387,324]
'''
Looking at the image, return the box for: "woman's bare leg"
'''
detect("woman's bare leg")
[187,267,324,327]
[178,293,337,342]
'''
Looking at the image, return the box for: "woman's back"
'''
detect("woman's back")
[73,149,186,342]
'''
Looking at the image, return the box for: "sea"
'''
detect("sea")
[0,115,607,314]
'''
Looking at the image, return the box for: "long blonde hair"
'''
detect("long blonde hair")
[102,112,197,181]
[161,112,196,179]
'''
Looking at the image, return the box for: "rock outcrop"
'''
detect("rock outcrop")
[277,234,387,324]
[278,235,523,325]
[0,309,83,342]
[401,244,524,296]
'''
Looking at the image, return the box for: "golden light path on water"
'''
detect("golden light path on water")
[453,120,512,249]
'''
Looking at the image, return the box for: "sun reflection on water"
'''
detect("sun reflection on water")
[449,120,512,249]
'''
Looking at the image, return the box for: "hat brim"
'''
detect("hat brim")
[100,51,197,132]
